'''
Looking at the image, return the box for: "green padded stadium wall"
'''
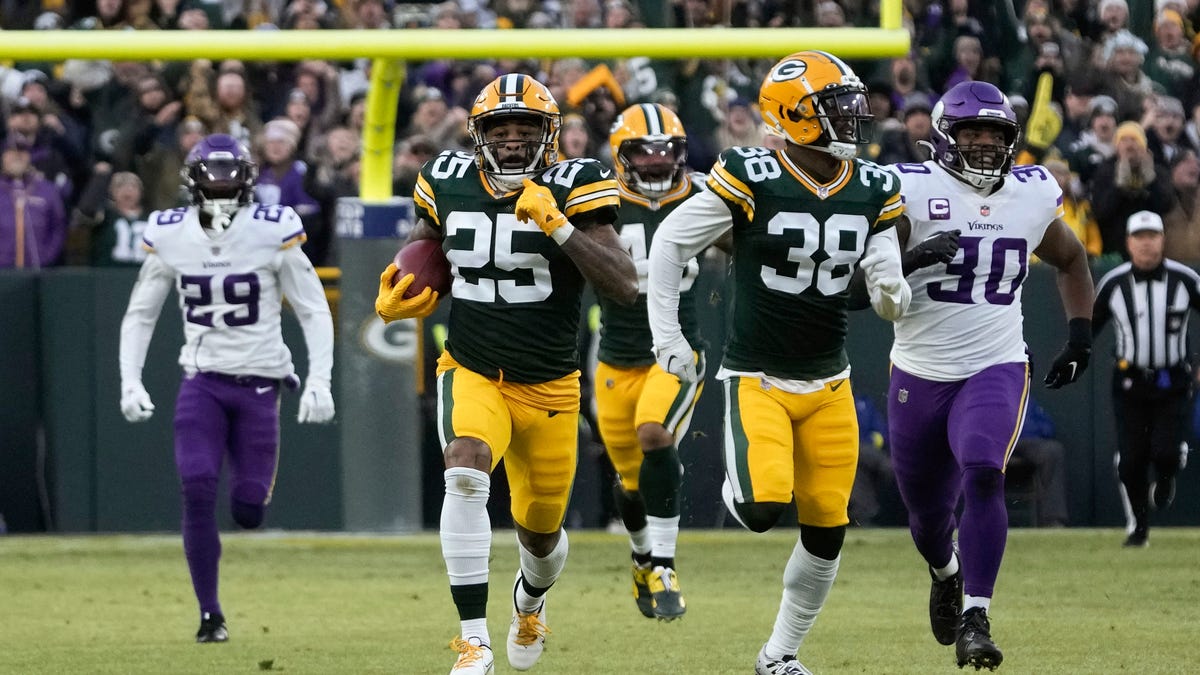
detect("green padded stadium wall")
[5,263,1199,531]
[0,273,44,533]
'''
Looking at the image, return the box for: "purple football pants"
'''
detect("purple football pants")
[888,362,1028,599]
[175,372,281,615]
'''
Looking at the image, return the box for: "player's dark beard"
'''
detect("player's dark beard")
[494,143,537,170]
[960,145,1006,169]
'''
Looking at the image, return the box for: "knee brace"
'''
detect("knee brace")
[799,524,846,561]
[722,479,785,532]
[733,501,787,533]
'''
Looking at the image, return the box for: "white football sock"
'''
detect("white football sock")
[516,530,569,613]
[460,618,489,646]
[933,552,960,581]
[763,539,840,660]
[964,595,991,613]
[646,515,680,560]
[441,467,492,587]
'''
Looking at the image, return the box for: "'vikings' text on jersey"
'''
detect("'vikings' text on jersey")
[890,161,1064,380]
[126,203,323,380]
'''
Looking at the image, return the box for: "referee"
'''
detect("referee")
[1094,211,1200,548]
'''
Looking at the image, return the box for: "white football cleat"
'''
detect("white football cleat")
[755,645,813,675]
[448,636,494,675]
[507,572,550,670]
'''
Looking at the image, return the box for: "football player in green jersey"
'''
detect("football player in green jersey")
[647,51,911,675]
[596,102,707,622]
[375,74,637,675]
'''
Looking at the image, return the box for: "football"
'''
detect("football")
[393,238,452,299]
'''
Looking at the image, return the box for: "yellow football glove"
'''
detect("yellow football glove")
[515,178,568,236]
[375,264,440,322]
[1025,72,1062,151]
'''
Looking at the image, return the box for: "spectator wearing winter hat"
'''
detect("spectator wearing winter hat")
[1098,29,1154,122]
[0,136,68,269]
[1145,9,1194,101]
[1067,94,1120,185]
[1092,0,1131,57]
[1147,96,1188,167]
[254,119,320,226]
[1090,121,1177,257]
[4,96,78,208]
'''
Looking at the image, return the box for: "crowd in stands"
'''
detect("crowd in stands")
[6,0,1200,270]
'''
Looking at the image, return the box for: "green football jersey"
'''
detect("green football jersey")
[706,147,903,380]
[413,152,620,383]
[598,177,705,367]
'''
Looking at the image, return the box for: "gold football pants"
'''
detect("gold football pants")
[436,352,579,534]
[721,376,857,527]
[594,357,704,491]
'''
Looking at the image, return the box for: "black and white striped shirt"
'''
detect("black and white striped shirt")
[1094,259,1200,370]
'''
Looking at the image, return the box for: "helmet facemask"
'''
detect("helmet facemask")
[763,83,873,160]
[616,137,686,198]
[182,135,257,231]
[929,82,1022,190]
[806,85,873,159]
[181,151,256,229]
[469,110,560,191]
[939,119,1020,189]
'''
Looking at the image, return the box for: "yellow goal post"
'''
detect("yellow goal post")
[0,0,909,200]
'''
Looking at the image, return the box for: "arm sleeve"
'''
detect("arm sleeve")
[647,189,732,350]
[865,226,911,321]
[277,245,334,389]
[118,254,174,385]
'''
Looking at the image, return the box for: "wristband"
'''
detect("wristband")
[1067,317,1092,348]
[550,221,575,245]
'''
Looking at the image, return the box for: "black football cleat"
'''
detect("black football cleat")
[647,566,686,621]
[956,607,1002,670]
[1123,527,1149,548]
[196,611,228,643]
[929,561,963,646]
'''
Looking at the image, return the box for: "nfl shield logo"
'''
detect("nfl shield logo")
[898,388,909,403]
[979,205,990,216]
[817,186,829,200]
[211,247,221,256]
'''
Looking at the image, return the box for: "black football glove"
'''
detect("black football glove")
[1044,318,1093,389]
[902,230,961,275]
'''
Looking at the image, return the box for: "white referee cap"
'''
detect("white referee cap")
[1127,210,1164,235]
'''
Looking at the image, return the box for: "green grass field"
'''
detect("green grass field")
[2,528,1196,674]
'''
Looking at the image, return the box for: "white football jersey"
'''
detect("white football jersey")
[889,161,1064,380]
[120,203,328,381]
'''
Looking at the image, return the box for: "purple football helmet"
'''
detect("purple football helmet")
[930,82,1021,189]
[182,133,257,209]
